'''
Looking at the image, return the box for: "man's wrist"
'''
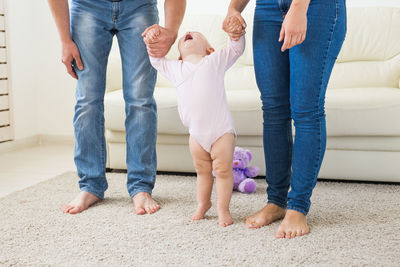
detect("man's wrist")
[165,27,178,42]
[60,34,73,45]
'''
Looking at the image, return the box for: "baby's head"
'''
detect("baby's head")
[178,32,214,60]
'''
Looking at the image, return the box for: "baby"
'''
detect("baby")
[145,18,245,227]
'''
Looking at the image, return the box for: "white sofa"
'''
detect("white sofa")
[104,7,400,182]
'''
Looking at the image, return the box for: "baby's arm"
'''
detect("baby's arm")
[212,16,246,71]
[144,27,180,83]
[213,35,246,72]
[149,56,180,84]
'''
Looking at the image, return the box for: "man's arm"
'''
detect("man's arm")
[48,0,83,79]
[163,0,186,36]
[142,0,186,58]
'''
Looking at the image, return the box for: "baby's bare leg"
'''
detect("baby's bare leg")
[189,135,213,220]
[210,133,235,227]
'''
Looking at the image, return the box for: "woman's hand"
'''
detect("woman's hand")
[279,0,310,52]
[142,24,177,57]
[222,12,246,41]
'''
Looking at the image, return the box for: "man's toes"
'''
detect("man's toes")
[144,206,153,214]
[151,204,160,212]
[62,205,71,213]
[135,207,146,215]
[68,206,82,214]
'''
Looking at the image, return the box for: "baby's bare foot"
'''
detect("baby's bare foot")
[276,209,310,239]
[132,192,160,215]
[218,209,233,227]
[191,201,212,220]
[245,203,286,228]
[62,191,101,214]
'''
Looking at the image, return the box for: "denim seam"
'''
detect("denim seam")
[312,0,338,188]
[286,205,307,216]
[268,200,287,209]
[100,38,112,172]
[288,0,338,215]
[81,188,105,200]
[129,187,153,199]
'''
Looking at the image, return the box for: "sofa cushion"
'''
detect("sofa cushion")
[325,87,400,136]
[104,86,400,137]
[104,87,263,135]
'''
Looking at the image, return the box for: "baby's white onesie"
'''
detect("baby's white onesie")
[150,35,245,153]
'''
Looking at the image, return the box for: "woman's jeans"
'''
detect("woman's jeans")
[70,0,159,199]
[253,0,346,215]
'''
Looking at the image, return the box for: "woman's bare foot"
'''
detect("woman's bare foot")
[191,201,212,220]
[62,191,101,214]
[276,209,310,239]
[218,209,234,227]
[245,203,286,228]
[132,192,160,215]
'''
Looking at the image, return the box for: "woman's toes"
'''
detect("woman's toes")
[291,231,297,239]
[245,218,259,228]
[276,231,284,238]
[285,230,292,239]
[296,229,303,236]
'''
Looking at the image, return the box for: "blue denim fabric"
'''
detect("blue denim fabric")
[253,0,346,214]
[70,0,159,199]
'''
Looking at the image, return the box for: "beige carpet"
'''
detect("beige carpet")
[0,172,399,266]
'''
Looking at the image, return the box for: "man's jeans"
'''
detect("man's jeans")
[70,0,159,199]
[253,0,346,215]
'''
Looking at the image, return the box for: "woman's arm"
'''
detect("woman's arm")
[142,0,186,58]
[280,0,310,52]
[47,0,83,79]
[223,0,250,40]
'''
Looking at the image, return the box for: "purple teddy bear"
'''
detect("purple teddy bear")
[233,147,259,193]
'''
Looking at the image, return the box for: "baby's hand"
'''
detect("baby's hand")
[227,16,246,41]
[144,27,160,43]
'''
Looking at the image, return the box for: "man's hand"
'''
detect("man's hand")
[223,12,246,41]
[61,40,83,79]
[279,0,309,52]
[142,24,177,58]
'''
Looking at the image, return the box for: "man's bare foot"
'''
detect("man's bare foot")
[191,201,212,220]
[245,203,286,228]
[218,209,233,227]
[62,191,101,214]
[276,209,310,239]
[132,192,160,215]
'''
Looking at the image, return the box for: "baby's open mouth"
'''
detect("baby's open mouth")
[184,33,193,42]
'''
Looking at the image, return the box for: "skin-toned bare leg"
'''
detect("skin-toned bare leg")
[132,192,160,215]
[276,209,309,238]
[210,133,235,227]
[62,191,101,214]
[245,203,286,228]
[189,135,213,220]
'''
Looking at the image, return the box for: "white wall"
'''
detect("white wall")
[6,0,400,141]
[6,0,39,140]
